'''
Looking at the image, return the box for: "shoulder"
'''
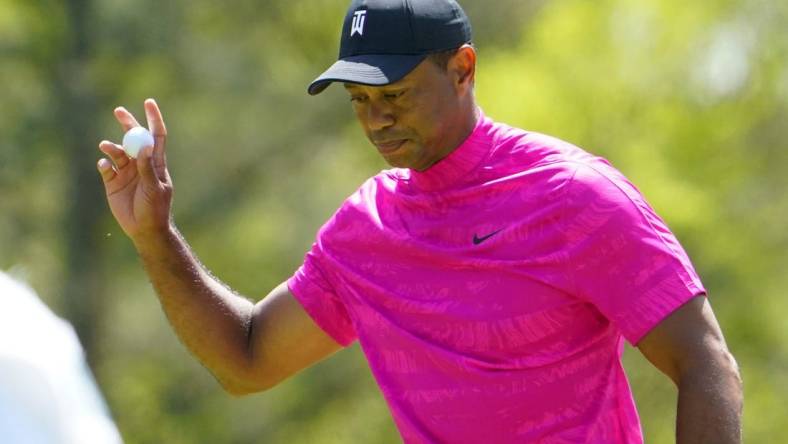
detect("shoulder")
[338,170,398,216]
[482,119,600,175]
[317,171,397,240]
[560,160,674,250]
[469,117,656,236]
[475,119,617,193]
[563,160,650,214]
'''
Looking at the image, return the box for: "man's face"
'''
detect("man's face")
[344,57,467,171]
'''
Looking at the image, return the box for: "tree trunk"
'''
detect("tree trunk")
[57,0,105,368]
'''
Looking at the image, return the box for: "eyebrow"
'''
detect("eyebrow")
[343,83,411,93]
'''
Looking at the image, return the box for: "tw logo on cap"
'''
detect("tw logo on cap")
[350,10,367,37]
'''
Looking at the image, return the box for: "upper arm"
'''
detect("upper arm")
[636,295,737,385]
[241,282,343,393]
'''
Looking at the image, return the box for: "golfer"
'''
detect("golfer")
[96,0,742,442]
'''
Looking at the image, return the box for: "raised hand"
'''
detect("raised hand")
[97,98,173,243]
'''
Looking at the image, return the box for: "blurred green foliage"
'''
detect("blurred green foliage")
[1,0,786,442]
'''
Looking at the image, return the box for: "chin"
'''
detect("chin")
[382,158,411,169]
[380,151,413,169]
[378,145,427,170]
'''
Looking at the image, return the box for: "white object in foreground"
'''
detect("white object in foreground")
[122,126,154,158]
[0,271,123,444]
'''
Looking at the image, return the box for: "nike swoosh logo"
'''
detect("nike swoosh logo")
[473,229,503,245]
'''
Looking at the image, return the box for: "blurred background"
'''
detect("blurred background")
[1,0,786,442]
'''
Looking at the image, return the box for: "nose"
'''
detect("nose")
[366,100,395,131]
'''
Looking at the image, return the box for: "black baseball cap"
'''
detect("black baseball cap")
[308,0,473,95]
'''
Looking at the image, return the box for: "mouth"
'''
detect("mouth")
[374,139,407,154]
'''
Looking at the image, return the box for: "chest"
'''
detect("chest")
[329,190,612,360]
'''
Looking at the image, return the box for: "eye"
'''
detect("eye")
[350,95,368,103]
[384,90,405,100]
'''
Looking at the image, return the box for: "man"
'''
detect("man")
[0,271,122,444]
[96,0,742,442]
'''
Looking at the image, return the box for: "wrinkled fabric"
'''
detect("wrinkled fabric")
[288,110,705,443]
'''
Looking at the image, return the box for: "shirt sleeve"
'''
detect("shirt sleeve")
[287,241,358,347]
[563,162,706,345]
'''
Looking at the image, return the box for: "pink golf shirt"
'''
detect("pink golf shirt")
[288,110,705,443]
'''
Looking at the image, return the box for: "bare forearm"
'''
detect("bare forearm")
[676,361,743,444]
[133,225,255,389]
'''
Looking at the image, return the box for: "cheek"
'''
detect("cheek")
[404,100,440,140]
[416,109,447,147]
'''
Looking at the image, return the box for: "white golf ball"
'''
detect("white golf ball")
[122,127,154,158]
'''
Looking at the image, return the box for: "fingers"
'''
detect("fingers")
[136,146,160,187]
[144,98,168,175]
[97,158,117,183]
[97,140,136,196]
[99,140,130,168]
[144,98,167,138]
[110,99,171,186]
[114,106,142,132]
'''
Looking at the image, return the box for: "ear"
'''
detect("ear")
[449,44,477,94]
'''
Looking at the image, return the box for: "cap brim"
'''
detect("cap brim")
[307,54,427,95]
